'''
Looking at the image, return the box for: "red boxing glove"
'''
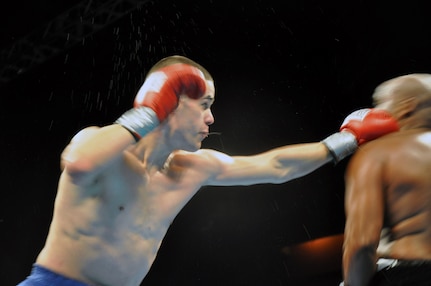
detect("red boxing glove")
[322,108,399,164]
[116,63,206,140]
[134,63,207,122]
[340,108,399,145]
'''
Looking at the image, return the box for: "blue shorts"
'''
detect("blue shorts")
[18,264,89,286]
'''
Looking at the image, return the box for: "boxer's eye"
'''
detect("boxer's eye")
[200,95,214,110]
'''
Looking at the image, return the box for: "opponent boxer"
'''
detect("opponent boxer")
[18,55,398,286]
[341,73,431,286]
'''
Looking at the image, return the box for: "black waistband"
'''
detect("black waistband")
[393,259,431,267]
[378,259,431,272]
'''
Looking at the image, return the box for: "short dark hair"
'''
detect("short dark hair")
[146,55,213,82]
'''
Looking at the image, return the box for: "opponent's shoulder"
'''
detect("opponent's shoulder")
[347,135,393,173]
[356,130,429,156]
[356,131,404,155]
[348,131,418,176]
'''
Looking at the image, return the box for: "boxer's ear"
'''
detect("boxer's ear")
[396,96,417,119]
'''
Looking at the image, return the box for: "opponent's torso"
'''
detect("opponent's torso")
[378,130,431,260]
[36,149,206,286]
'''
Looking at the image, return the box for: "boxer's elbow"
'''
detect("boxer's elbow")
[61,150,98,184]
[345,245,377,286]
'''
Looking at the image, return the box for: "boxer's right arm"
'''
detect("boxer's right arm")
[62,64,206,185]
[61,125,136,184]
[115,64,206,140]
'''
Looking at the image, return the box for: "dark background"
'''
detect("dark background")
[1,0,430,285]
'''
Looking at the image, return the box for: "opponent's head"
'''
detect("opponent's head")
[372,73,431,129]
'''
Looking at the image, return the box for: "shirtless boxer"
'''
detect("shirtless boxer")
[18,55,398,286]
[342,73,431,286]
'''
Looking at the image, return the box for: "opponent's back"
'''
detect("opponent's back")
[379,130,431,259]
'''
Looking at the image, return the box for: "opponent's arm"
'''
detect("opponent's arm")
[62,64,206,185]
[342,146,386,286]
[205,109,398,186]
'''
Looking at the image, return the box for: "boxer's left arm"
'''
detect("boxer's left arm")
[202,142,331,186]
[203,108,398,186]
[164,144,329,187]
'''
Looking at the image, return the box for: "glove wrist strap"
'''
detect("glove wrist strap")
[322,132,358,164]
[115,107,160,141]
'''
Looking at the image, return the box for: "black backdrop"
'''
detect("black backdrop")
[1,0,431,285]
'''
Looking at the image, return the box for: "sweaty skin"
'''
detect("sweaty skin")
[342,74,431,286]
[343,130,431,284]
[29,56,399,286]
[35,86,333,285]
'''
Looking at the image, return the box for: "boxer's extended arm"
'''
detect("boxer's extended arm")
[202,142,331,186]
[204,108,399,186]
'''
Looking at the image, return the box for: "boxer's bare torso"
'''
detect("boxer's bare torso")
[36,146,212,286]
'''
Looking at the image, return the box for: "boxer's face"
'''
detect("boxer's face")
[167,80,215,151]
